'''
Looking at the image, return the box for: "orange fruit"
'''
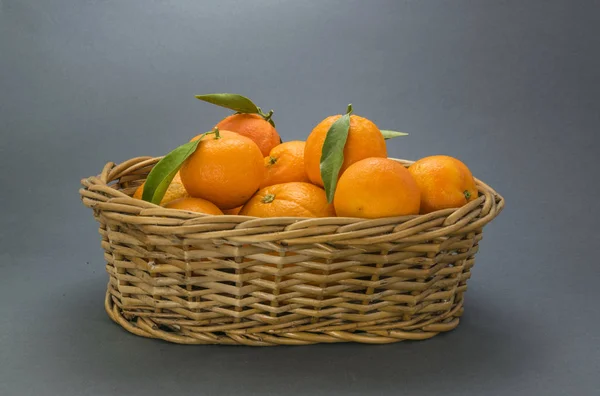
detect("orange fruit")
[408,155,477,214]
[223,206,242,215]
[164,197,223,215]
[215,113,280,156]
[240,182,335,218]
[132,171,190,205]
[180,130,264,210]
[261,141,310,188]
[334,158,420,218]
[304,114,387,187]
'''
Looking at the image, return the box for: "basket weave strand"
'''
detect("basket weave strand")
[80,157,504,345]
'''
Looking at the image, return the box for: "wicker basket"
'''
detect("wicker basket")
[80,156,504,346]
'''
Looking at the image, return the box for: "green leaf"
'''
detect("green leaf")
[320,113,351,203]
[380,130,409,140]
[142,137,203,204]
[195,93,260,114]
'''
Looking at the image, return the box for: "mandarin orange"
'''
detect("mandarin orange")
[180,129,264,210]
[164,197,223,215]
[215,113,280,156]
[334,158,420,218]
[304,114,387,187]
[408,155,477,214]
[261,141,309,188]
[240,182,335,218]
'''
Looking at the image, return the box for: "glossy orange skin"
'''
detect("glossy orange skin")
[334,158,420,218]
[304,114,387,187]
[215,113,281,157]
[164,197,223,215]
[408,155,477,214]
[133,171,190,205]
[180,130,264,210]
[240,182,336,218]
[261,141,310,188]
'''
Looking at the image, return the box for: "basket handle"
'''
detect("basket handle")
[99,161,116,184]
[79,157,158,209]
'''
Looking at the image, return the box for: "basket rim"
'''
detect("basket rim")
[79,156,504,245]
[80,156,503,218]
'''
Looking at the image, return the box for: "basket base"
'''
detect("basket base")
[104,290,462,346]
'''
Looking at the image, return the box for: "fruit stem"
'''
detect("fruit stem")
[464,190,471,200]
[262,193,275,203]
[268,156,277,165]
[213,127,221,139]
[257,107,276,128]
[346,104,353,115]
[263,109,274,122]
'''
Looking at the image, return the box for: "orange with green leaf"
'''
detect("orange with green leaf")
[180,129,264,210]
[196,93,281,156]
[304,105,387,191]
[136,93,476,220]
[133,171,189,205]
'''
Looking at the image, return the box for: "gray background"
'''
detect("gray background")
[1,0,599,395]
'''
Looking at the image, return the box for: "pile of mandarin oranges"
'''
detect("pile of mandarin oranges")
[134,94,478,219]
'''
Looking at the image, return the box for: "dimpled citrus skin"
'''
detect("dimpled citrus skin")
[334,158,420,218]
[180,130,264,210]
[133,171,190,205]
[408,155,477,214]
[164,197,223,215]
[215,113,281,157]
[261,141,310,188]
[304,114,387,187]
[239,182,336,218]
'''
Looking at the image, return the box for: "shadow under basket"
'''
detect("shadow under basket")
[80,156,504,346]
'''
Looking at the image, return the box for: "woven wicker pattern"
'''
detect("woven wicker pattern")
[80,156,504,345]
